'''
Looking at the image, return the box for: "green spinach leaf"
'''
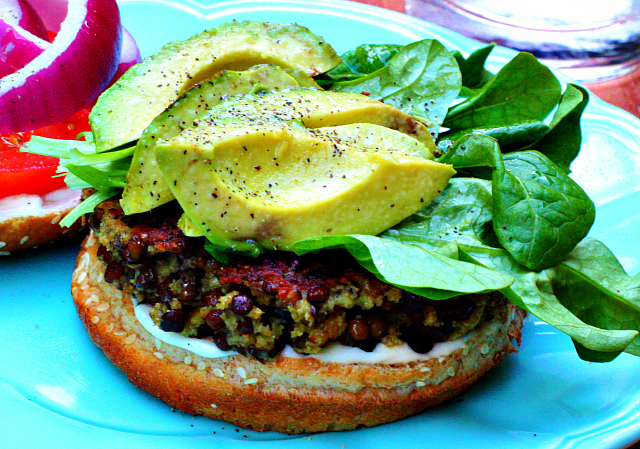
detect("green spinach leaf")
[464,244,637,362]
[441,120,550,152]
[330,39,461,133]
[385,177,637,362]
[525,83,589,172]
[451,44,495,90]
[443,52,561,130]
[436,134,595,271]
[384,177,500,249]
[292,234,514,299]
[493,150,595,271]
[437,133,501,168]
[547,238,640,359]
[323,44,404,84]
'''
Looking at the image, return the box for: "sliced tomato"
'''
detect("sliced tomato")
[0,108,91,199]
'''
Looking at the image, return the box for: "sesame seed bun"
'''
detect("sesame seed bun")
[0,188,82,253]
[72,231,525,434]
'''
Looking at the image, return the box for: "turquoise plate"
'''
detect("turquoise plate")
[2,1,640,448]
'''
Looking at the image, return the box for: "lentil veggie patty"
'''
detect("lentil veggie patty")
[90,197,510,360]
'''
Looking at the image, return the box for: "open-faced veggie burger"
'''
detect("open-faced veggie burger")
[26,20,640,433]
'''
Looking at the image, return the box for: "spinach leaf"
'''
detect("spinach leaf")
[438,135,595,271]
[493,150,595,271]
[438,84,586,156]
[451,44,495,90]
[443,52,562,130]
[441,120,550,152]
[437,133,501,169]
[323,44,404,83]
[547,238,640,360]
[385,177,637,362]
[463,244,637,362]
[384,177,500,249]
[525,84,589,172]
[292,234,514,299]
[330,39,461,133]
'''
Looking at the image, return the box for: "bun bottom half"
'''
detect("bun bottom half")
[72,233,525,434]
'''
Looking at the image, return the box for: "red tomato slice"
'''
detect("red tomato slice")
[0,108,91,199]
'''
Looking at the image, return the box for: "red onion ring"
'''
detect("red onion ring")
[0,17,49,76]
[1,0,49,40]
[0,0,122,133]
[108,26,141,88]
[23,0,67,33]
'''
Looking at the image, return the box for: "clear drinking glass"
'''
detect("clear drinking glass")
[405,0,640,115]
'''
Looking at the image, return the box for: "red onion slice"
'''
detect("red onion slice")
[24,0,67,34]
[108,26,141,87]
[0,0,122,133]
[0,18,49,76]
[1,0,49,40]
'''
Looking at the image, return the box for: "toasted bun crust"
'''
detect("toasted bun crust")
[72,232,525,434]
[0,188,82,252]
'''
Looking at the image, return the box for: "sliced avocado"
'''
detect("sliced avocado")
[175,122,436,239]
[208,89,437,148]
[316,123,435,159]
[178,213,204,237]
[283,69,322,88]
[155,117,455,254]
[90,21,341,152]
[121,65,315,215]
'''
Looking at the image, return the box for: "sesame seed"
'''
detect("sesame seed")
[20,236,29,245]
[184,355,192,365]
[96,303,110,312]
[51,215,62,225]
[213,368,225,378]
[480,344,490,355]
[416,381,426,387]
[106,323,115,333]
[211,403,218,408]
[447,366,456,377]
[154,338,162,350]
[237,367,247,379]
[91,316,99,324]
[0,242,6,248]
[114,330,127,337]
[76,272,87,284]
[115,290,123,299]
[84,294,98,306]
[197,361,207,371]
[125,334,137,345]
[244,378,258,385]
[154,352,164,360]
[420,367,431,372]
[0,251,10,256]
